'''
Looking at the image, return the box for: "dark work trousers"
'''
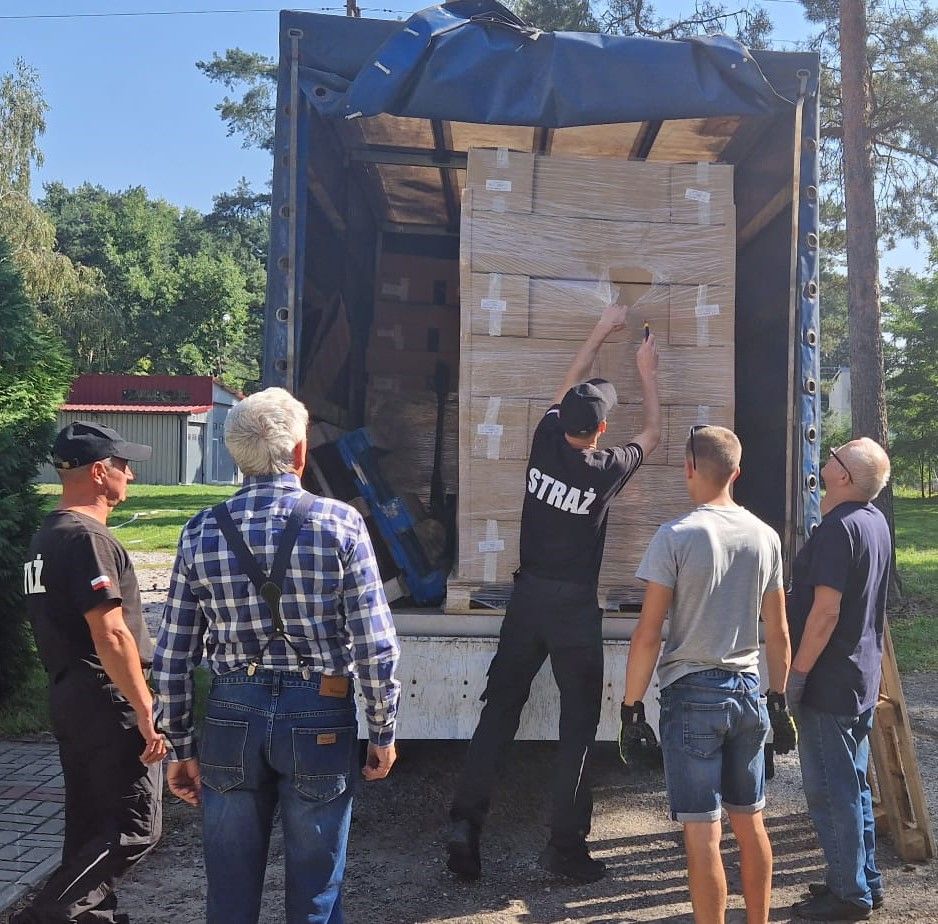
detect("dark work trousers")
[451,572,604,849]
[15,666,162,924]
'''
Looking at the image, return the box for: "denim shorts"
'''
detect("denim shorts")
[659,669,769,822]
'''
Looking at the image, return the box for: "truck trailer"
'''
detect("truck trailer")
[263,1,822,739]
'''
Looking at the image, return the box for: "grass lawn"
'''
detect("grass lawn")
[890,494,938,671]
[37,482,238,553]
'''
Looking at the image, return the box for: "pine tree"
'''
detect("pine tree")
[0,237,71,703]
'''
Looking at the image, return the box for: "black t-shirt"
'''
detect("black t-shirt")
[788,501,891,716]
[519,406,643,585]
[24,510,153,678]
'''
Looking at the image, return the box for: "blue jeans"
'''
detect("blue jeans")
[794,703,881,910]
[199,669,357,924]
[659,669,769,822]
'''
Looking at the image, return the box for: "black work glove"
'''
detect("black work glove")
[618,701,662,770]
[766,691,797,755]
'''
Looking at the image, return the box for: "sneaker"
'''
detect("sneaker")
[806,883,884,910]
[794,892,872,921]
[445,819,481,880]
[538,843,606,883]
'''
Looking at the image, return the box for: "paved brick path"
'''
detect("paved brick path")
[0,741,64,913]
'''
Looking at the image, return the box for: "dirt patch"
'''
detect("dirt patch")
[112,726,937,923]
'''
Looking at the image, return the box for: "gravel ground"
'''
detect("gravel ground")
[12,556,936,923]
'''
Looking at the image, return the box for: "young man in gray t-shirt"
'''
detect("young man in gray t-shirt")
[619,426,794,924]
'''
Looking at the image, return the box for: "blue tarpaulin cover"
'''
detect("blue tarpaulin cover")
[284,0,811,127]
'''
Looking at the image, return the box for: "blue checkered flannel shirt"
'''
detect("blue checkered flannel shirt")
[152,473,400,759]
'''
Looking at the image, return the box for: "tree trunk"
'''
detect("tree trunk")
[839,0,902,600]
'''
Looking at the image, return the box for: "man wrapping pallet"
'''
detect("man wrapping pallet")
[446,302,660,883]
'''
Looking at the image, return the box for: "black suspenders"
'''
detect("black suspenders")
[212,492,316,677]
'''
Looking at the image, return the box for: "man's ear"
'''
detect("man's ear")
[597,420,608,435]
[730,467,741,484]
[292,438,308,477]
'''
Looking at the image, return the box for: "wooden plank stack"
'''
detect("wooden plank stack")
[448,149,737,612]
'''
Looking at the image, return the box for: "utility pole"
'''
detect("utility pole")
[839,0,900,598]
[346,0,361,16]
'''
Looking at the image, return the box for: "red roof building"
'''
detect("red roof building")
[41,374,242,485]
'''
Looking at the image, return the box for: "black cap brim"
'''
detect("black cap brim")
[111,439,152,462]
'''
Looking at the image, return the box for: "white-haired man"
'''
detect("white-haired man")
[787,438,892,922]
[152,387,400,924]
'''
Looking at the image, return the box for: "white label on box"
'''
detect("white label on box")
[486,179,512,192]
[685,188,712,203]
[380,276,409,300]
[477,423,504,437]
[695,303,720,318]
[478,539,505,553]
[480,298,507,312]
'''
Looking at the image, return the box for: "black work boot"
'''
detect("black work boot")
[807,882,884,910]
[446,819,481,880]
[794,892,872,921]
[538,843,606,883]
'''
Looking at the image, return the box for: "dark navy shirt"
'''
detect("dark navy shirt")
[519,406,642,586]
[788,501,891,716]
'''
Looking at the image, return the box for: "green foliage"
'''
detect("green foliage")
[0,238,71,705]
[512,0,598,31]
[600,0,772,45]
[196,49,278,152]
[0,60,100,324]
[882,258,938,493]
[803,0,938,249]
[41,182,265,392]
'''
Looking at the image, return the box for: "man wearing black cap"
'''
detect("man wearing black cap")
[447,304,661,883]
[15,422,165,924]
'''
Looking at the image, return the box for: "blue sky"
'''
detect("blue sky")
[1,0,927,272]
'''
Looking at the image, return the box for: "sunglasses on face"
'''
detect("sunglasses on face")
[688,425,709,470]
[829,446,852,482]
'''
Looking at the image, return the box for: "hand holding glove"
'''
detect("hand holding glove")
[618,701,662,770]
[766,691,798,754]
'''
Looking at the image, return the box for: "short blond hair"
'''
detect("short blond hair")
[842,437,891,501]
[224,387,309,476]
[686,425,742,484]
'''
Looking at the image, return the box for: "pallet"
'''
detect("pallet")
[869,623,936,862]
[444,581,644,615]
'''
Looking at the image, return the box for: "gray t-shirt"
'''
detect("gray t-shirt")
[636,504,783,691]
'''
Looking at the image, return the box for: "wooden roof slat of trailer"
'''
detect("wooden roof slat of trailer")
[550,122,643,158]
[646,116,741,162]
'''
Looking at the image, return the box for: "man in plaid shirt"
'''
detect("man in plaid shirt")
[152,387,400,924]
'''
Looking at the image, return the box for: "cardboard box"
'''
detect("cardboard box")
[378,252,460,307]
[670,163,735,226]
[604,404,670,466]
[454,518,521,584]
[465,148,535,214]
[666,404,736,465]
[469,396,532,461]
[368,302,460,354]
[668,284,734,346]
[468,210,735,286]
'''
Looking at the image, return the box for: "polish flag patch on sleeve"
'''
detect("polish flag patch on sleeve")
[90,574,112,591]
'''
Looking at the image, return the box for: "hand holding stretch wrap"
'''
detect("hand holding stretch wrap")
[766,691,797,754]
[618,701,662,770]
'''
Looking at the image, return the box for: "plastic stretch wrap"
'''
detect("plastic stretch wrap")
[452,148,736,605]
[365,390,458,508]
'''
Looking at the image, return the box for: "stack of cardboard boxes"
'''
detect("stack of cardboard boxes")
[364,251,461,507]
[448,149,736,610]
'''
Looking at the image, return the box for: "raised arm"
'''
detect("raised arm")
[632,334,661,458]
[552,304,627,406]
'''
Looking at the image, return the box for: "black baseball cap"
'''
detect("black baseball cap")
[559,379,618,436]
[52,422,152,470]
